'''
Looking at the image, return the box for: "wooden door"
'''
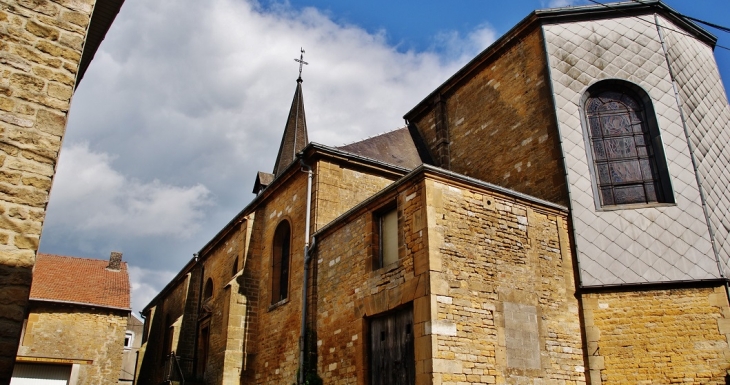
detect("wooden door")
[370,306,414,385]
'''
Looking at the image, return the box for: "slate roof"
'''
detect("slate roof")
[337,127,422,170]
[31,253,131,310]
[273,79,309,177]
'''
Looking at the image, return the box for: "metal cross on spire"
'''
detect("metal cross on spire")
[294,47,308,82]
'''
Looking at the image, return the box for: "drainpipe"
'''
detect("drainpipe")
[298,157,314,385]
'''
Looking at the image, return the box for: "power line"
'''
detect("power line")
[583,0,730,52]
[631,0,730,34]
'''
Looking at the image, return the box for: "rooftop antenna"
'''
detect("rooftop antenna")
[294,47,308,82]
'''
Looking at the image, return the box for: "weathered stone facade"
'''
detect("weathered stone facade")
[0,1,123,381]
[406,26,568,207]
[16,303,128,385]
[583,287,730,384]
[315,169,584,385]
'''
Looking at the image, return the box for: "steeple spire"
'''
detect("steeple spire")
[272,48,309,177]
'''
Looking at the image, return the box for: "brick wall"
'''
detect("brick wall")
[0,1,95,380]
[407,27,568,207]
[583,287,730,384]
[17,303,127,385]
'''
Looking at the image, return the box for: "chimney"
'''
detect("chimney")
[107,251,122,271]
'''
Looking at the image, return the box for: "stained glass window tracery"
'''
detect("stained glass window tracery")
[585,89,666,206]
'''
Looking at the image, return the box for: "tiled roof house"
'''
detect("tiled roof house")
[12,253,132,385]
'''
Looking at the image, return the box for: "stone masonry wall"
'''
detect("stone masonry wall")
[583,286,730,384]
[312,159,397,231]
[315,178,429,385]
[0,1,95,380]
[136,275,189,385]
[425,178,584,384]
[408,27,568,207]
[17,303,127,385]
[248,171,309,385]
[198,221,248,384]
[314,170,582,385]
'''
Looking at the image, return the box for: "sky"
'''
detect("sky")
[38,0,730,314]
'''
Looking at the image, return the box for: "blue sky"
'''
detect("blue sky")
[39,0,730,313]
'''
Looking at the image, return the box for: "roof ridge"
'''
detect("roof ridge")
[338,126,407,148]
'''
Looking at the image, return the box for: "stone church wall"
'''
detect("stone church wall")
[0,0,95,380]
[582,287,730,384]
[137,274,191,385]
[314,170,583,385]
[543,15,718,286]
[197,222,248,384]
[248,171,309,384]
[315,176,428,385]
[407,26,568,207]
[424,178,584,384]
[17,303,127,385]
[312,159,398,231]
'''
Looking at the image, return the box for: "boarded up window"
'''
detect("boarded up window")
[370,306,414,385]
[504,302,540,370]
[374,207,398,269]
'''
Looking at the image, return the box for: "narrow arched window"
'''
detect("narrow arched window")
[271,221,291,304]
[203,278,213,300]
[584,81,673,207]
[232,256,239,277]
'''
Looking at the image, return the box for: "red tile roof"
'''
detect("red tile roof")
[31,253,131,310]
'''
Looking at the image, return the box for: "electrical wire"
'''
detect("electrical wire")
[583,0,730,52]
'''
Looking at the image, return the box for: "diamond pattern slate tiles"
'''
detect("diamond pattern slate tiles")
[662,20,730,278]
[543,15,719,286]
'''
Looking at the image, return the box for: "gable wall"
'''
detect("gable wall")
[408,26,568,207]
[17,303,127,385]
[312,159,398,231]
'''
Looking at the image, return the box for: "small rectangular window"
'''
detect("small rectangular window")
[374,206,398,269]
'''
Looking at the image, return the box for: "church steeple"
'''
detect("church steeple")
[272,49,309,177]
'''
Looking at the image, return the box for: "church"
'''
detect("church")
[135,1,730,384]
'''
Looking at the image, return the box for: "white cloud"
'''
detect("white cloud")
[544,0,586,7]
[128,265,178,314]
[43,0,499,311]
[46,142,212,239]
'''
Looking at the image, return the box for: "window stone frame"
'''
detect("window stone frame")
[580,79,675,210]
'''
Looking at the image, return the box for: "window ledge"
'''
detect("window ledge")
[597,202,676,211]
[268,298,289,311]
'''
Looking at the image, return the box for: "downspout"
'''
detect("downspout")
[654,15,730,301]
[298,157,314,385]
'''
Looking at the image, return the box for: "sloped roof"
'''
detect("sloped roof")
[337,127,422,170]
[31,253,131,310]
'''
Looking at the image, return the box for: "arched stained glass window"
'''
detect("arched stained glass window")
[271,221,291,304]
[584,82,672,207]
